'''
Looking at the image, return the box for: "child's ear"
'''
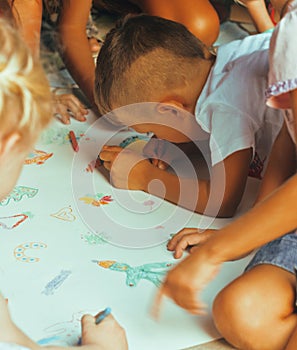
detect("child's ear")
[0,132,21,158]
[156,101,184,116]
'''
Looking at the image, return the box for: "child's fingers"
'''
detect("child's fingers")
[151,286,165,320]
[54,112,70,125]
[154,280,206,316]
[81,313,96,327]
[99,150,121,163]
[103,161,112,171]
[54,94,88,120]
[102,145,123,152]
[167,228,199,251]
[157,160,169,170]
[173,234,204,259]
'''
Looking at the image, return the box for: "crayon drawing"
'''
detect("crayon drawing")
[42,270,72,295]
[93,260,174,287]
[0,186,38,206]
[50,206,76,222]
[79,193,113,207]
[0,212,33,230]
[25,150,53,165]
[39,127,95,146]
[80,231,107,245]
[37,310,96,346]
[14,242,47,263]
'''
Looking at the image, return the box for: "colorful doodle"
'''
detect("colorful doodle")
[0,212,33,230]
[79,193,113,207]
[81,232,107,245]
[25,149,53,165]
[37,335,62,345]
[119,135,149,148]
[14,242,47,263]
[93,260,174,287]
[37,310,96,346]
[0,186,38,206]
[42,270,72,295]
[50,206,76,222]
[40,128,89,146]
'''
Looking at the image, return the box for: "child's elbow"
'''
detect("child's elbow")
[217,203,237,218]
[200,197,239,218]
[216,196,241,218]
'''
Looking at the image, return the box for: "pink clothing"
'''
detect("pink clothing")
[266,0,297,110]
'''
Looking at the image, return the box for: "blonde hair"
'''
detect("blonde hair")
[0,18,52,145]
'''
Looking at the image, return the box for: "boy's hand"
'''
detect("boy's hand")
[167,228,217,259]
[143,138,178,170]
[81,312,128,350]
[153,246,221,316]
[53,93,88,124]
[99,145,154,190]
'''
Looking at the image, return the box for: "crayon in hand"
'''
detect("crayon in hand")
[77,307,112,346]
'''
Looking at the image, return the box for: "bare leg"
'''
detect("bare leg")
[286,325,297,349]
[213,265,297,350]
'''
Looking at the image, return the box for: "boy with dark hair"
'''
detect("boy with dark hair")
[96,14,282,217]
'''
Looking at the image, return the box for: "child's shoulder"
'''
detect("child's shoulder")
[216,32,272,66]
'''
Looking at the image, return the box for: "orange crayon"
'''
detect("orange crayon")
[69,130,79,152]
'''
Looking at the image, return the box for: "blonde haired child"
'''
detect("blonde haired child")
[0,15,52,199]
[156,1,297,349]
[0,18,127,350]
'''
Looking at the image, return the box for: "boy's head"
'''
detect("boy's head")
[95,14,214,117]
[0,18,52,199]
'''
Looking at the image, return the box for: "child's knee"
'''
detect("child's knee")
[213,279,267,349]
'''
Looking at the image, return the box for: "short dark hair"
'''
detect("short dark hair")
[95,14,210,115]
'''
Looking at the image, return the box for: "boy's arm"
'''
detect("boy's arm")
[291,88,297,141]
[256,123,296,203]
[100,146,252,217]
[238,0,274,32]
[155,172,297,314]
[57,0,96,108]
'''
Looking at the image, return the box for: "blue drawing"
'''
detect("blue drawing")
[37,335,61,345]
[119,134,150,148]
[93,260,174,287]
[42,270,72,295]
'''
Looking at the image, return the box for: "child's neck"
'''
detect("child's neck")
[190,57,215,112]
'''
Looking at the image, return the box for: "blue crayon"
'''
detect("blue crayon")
[95,307,111,324]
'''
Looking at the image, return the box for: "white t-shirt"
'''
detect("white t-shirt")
[195,32,283,169]
[266,0,297,144]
